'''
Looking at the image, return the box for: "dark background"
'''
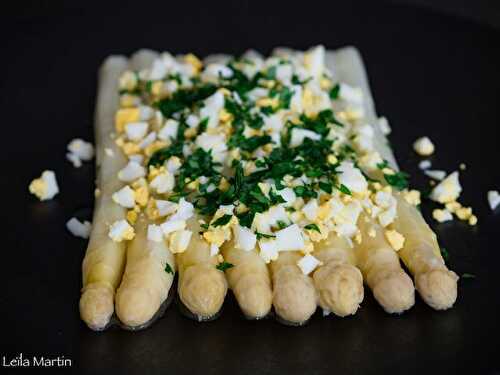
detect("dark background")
[1,1,499,374]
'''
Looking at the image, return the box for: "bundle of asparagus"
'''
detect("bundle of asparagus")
[80,46,458,330]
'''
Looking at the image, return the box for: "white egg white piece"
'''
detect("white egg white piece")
[66,217,92,239]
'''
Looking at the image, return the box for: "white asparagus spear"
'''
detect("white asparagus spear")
[221,241,272,319]
[114,49,176,328]
[328,47,458,311]
[313,233,364,317]
[176,218,228,320]
[80,56,129,330]
[115,217,175,327]
[270,251,317,325]
[355,213,415,313]
[392,194,458,310]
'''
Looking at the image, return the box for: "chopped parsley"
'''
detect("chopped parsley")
[440,247,449,261]
[329,84,340,99]
[461,273,476,279]
[211,214,233,227]
[304,223,321,233]
[164,263,174,275]
[256,232,276,240]
[216,261,234,272]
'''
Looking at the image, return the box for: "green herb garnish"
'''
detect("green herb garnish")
[165,263,174,275]
[440,247,449,261]
[216,261,234,272]
[304,223,321,233]
[461,273,476,279]
[211,214,233,227]
[255,232,276,240]
[329,84,340,99]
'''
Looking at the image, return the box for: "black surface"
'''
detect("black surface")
[1,1,500,374]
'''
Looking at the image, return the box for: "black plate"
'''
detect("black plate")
[2,2,500,374]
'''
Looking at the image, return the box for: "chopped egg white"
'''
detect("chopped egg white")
[125,122,149,141]
[112,185,136,208]
[413,136,435,156]
[289,128,321,147]
[169,230,192,253]
[150,172,175,193]
[155,200,178,217]
[108,219,135,242]
[424,170,446,181]
[429,171,462,204]
[488,190,500,211]
[297,254,321,275]
[29,170,59,201]
[302,199,319,221]
[160,219,186,235]
[275,224,305,251]
[432,209,453,223]
[66,217,91,239]
[118,161,146,182]
[233,224,257,251]
[66,138,95,167]
[418,160,432,170]
[337,161,368,194]
[259,239,279,263]
[158,119,179,141]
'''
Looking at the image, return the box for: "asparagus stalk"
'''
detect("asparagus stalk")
[115,217,176,327]
[176,218,228,320]
[80,56,129,330]
[270,252,317,325]
[114,49,177,328]
[355,213,415,313]
[221,241,272,319]
[312,233,364,317]
[332,47,459,311]
[392,194,458,310]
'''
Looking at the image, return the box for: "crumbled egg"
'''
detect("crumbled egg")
[160,219,186,235]
[125,122,149,141]
[112,185,136,208]
[118,161,146,182]
[337,161,368,194]
[158,119,179,141]
[259,239,279,263]
[155,199,178,217]
[169,230,192,253]
[429,171,462,204]
[297,254,322,275]
[488,190,500,211]
[418,160,431,170]
[413,136,435,156]
[424,169,446,181]
[29,170,59,201]
[233,224,257,251]
[108,219,135,242]
[66,217,92,239]
[432,209,453,223]
[403,190,421,206]
[150,171,175,194]
[302,199,319,221]
[289,128,321,147]
[275,224,305,252]
[66,139,94,167]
